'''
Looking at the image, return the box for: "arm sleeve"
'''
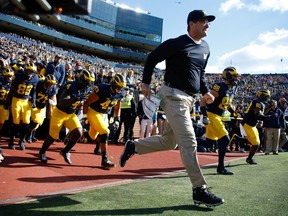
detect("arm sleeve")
[257,113,271,121]
[199,52,210,95]
[142,40,173,84]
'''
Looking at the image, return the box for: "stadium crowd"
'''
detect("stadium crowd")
[0,31,288,165]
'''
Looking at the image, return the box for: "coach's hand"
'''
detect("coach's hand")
[203,92,215,105]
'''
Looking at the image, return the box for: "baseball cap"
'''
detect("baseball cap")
[187,10,215,24]
[55,54,63,59]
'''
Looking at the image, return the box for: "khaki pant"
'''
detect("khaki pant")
[264,127,280,153]
[135,85,207,188]
[279,131,288,149]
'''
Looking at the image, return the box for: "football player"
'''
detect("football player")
[83,74,126,169]
[5,63,39,150]
[200,66,241,175]
[0,68,14,162]
[0,68,14,132]
[26,74,58,143]
[39,69,95,164]
[241,89,275,164]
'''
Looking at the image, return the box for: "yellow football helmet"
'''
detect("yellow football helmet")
[222,66,239,86]
[256,89,271,102]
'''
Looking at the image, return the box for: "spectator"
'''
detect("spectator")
[137,97,154,139]
[126,69,136,88]
[114,87,137,143]
[46,54,66,87]
[263,100,285,155]
[278,98,288,152]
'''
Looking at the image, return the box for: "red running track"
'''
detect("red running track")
[0,136,248,205]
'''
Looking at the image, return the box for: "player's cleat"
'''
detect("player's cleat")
[101,159,116,170]
[193,186,224,207]
[26,138,32,143]
[246,158,257,165]
[32,137,38,142]
[19,141,25,150]
[217,168,234,175]
[119,140,135,167]
[31,130,38,142]
[8,139,15,149]
[39,153,48,163]
[25,132,31,143]
[8,144,15,149]
[60,151,72,164]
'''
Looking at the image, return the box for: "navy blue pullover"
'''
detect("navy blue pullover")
[142,34,210,95]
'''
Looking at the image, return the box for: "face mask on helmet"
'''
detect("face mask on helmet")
[222,67,239,86]
[24,63,36,80]
[45,74,57,88]
[256,90,271,102]
[110,74,126,93]
[79,70,95,87]
[2,68,14,83]
[38,74,45,81]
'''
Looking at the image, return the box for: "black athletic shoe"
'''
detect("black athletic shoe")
[8,139,15,149]
[8,144,15,149]
[101,159,116,170]
[32,137,38,142]
[25,137,32,143]
[119,140,135,167]
[246,158,257,164]
[60,151,72,164]
[217,168,234,175]
[39,153,47,163]
[193,186,224,207]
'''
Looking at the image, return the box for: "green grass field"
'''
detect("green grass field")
[1,153,288,216]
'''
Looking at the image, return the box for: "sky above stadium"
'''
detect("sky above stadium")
[110,0,288,74]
